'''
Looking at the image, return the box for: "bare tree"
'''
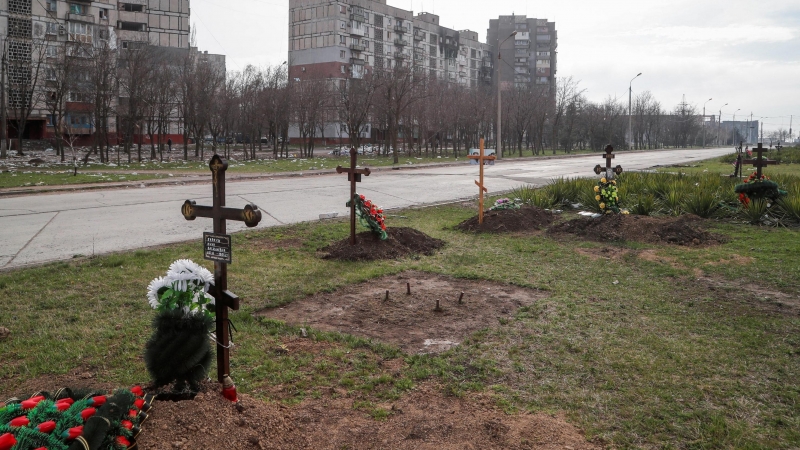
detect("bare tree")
[7,37,48,156]
[334,73,380,152]
[118,40,158,162]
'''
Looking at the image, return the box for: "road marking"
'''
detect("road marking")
[4,211,60,268]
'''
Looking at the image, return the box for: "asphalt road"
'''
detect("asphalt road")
[0,147,734,270]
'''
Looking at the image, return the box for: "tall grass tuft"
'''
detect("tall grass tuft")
[509,185,556,209]
[740,198,769,224]
[682,190,721,218]
[627,193,659,216]
[776,186,800,222]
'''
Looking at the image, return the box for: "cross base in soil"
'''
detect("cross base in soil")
[181,154,263,383]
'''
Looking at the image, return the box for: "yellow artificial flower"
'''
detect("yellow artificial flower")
[599,202,606,209]
[622,210,630,215]
[611,180,617,185]
[595,195,601,201]
[594,186,600,193]
[600,178,607,183]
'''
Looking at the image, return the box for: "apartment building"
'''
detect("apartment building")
[288,0,493,88]
[1,0,199,142]
[487,14,557,90]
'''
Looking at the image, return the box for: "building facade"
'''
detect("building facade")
[1,0,217,144]
[486,14,557,91]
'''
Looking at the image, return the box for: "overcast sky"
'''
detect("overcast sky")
[191,0,799,134]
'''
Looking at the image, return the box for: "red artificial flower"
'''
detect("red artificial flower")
[55,401,72,412]
[380,224,386,230]
[121,420,134,430]
[37,421,57,434]
[21,396,45,410]
[0,433,17,450]
[81,407,96,421]
[62,426,83,440]
[116,436,131,447]
[10,416,30,427]
[89,396,107,407]
[359,195,365,200]
[130,386,144,397]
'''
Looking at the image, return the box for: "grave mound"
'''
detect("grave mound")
[260,271,546,354]
[548,213,724,246]
[455,205,554,233]
[322,227,444,261]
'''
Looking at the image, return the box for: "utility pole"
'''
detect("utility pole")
[717,103,727,146]
[749,112,753,144]
[702,98,712,148]
[790,115,793,143]
[1,38,7,159]
[628,73,641,150]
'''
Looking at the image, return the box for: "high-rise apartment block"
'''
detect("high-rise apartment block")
[486,14,557,90]
[2,0,217,142]
[288,0,511,88]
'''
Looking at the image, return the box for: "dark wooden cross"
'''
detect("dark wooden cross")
[336,148,371,245]
[742,142,779,179]
[594,144,623,179]
[468,137,495,224]
[180,154,262,383]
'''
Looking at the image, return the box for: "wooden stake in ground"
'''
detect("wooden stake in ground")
[468,137,496,224]
[336,148,372,245]
[593,144,623,180]
[181,154,263,383]
[742,143,779,179]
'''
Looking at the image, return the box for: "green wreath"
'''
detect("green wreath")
[347,193,388,240]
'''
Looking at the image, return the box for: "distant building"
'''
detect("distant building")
[486,14,557,91]
[721,120,759,145]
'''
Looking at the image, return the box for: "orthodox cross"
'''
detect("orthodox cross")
[594,144,623,179]
[742,143,779,179]
[336,148,371,245]
[180,154,262,383]
[468,136,496,224]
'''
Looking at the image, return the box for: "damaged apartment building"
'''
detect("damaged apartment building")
[287,0,557,141]
[1,0,223,144]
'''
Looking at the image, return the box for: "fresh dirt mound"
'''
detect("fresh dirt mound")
[456,206,554,233]
[322,227,444,261]
[548,213,724,246]
[259,271,546,354]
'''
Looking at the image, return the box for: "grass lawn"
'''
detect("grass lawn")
[2,192,799,448]
[0,170,166,189]
[656,145,800,177]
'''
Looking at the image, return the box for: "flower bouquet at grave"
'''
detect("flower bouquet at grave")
[144,259,215,393]
[0,386,152,450]
[489,198,522,211]
[734,171,787,206]
[595,177,623,214]
[347,193,388,240]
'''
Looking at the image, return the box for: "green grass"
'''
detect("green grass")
[0,170,165,188]
[657,146,800,177]
[1,202,799,447]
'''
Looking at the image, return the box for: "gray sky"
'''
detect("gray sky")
[191,0,799,134]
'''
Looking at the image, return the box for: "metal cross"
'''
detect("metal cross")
[180,154,262,383]
[594,144,623,179]
[467,137,496,224]
[336,148,371,245]
[742,142,779,179]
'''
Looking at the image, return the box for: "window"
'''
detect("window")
[340,21,346,29]
[68,92,91,103]
[45,0,57,11]
[340,50,345,59]
[99,9,108,19]
[98,28,109,40]
[339,35,346,44]
[46,22,59,35]
[68,22,93,42]
[341,65,345,73]
[120,3,145,12]
[69,3,86,14]
[471,49,476,58]
[46,45,58,57]
[45,68,56,80]
[340,5,346,14]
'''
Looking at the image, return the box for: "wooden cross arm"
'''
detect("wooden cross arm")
[743,159,779,165]
[336,165,371,176]
[603,154,615,159]
[212,288,240,310]
[181,200,263,227]
[474,180,488,192]
[468,154,497,160]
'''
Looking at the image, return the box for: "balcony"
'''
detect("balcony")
[458,70,466,77]
[350,12,366,23]
[393,24,406,33]
[348,26,366,37]
[515,40,529,47]
[67,13,94,23]
[350,57,365,65]
[393,38,407,46]
[515,32,530,40]
[394,53,407,60]
[413,32,423,41]
[350,43,366,52]
[118,11,148,24]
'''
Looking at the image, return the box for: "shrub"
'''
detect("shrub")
[627,193,659,216]
[682,190,721,218]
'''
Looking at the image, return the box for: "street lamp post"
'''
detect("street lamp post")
[717,103,727,146]
[496,31,516,159]
[1,38,7,159]
[702,98,712,148]
[732,108,741,146]
[628,72,641,150]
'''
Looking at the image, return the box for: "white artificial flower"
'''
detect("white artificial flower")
[146,276,172,309]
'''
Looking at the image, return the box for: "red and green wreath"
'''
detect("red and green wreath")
[347,193,388,240]
[734,172,787,206]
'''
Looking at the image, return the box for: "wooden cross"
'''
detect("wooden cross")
[467,137,495,224]
[180,154,262,383]
[336,148,371,245]
[594,144,623,179]
[742,142,779,179]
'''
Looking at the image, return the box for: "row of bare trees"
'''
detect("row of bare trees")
[5,37,729,163]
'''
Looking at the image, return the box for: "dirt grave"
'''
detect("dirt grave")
[322,227,445,261]
[548,213,725,246]
[456,206,555,233]
[259,271,546,354]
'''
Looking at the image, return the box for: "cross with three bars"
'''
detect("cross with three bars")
[594,144,624,179]
[180,154,262,382]
[336,148,372,245]
[742,143,779,179]
[468,137,495,224]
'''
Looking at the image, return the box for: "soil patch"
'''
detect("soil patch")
[322,227,445,261]
[692,276,800,317]
[258,271,546,354]
[548,214,725,246]
[456,206,554,233]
